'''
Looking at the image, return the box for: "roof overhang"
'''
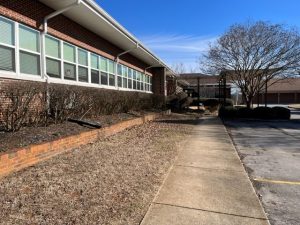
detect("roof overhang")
[38,0,176,76]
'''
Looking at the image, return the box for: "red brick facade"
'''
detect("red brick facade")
[0,0,152,74]
[0,0,169,97]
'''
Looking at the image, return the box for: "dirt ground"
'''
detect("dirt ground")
[0,113,199,225]
[0,112,143,152]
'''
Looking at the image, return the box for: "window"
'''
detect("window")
[78,49,88,66]
[78,66,88,82]
[0,18,15,72]
[0,45,15,71]
[45,36,60,58]
[0,17,152,93]
[118,76,122,87]
[117,64,122,75]
[91,69,99,84]
[45,35,61,78]
[78,49,88,83]
[123,77,127,88]
[64,62,76,80]
[46,58,60,78]
[91,54,98,69]
[109,74,115,86]
[108,60,114,74]
[19,25,39,52]
[0,17,14,46]
[101,72,108,85]
[63,43,75,63]
[19,25,40,75]
[101,57,107,71]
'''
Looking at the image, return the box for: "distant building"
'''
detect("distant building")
[253,78,300,104]
[178,73,232,99]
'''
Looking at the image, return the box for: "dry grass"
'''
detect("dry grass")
[0,113,199,225]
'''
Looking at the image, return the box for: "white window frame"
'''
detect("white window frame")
[0,16,16,75]
[45,34,62,79]
[0,15,153,93]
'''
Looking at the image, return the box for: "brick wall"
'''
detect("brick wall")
[0,0,152,75]
[0,111,170,178]
[152,67,166,96]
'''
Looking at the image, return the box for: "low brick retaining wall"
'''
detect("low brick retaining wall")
[0,111,170,178]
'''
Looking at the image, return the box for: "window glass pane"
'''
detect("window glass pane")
[46,58,60,78]
[117,64,122,75]
[78,66,88,82]
[123,66,128,77]
[91,54,98,69]
[133,70,136,80]
[108,60,115,74]
[123,78,127,88]
[45,36,60,58]
[141,82,144,91]
[133,80,137,90]
[78,49,88,66]
[118,76,122,87]
[91,69,99,84]
[63,43,75,62]
[109,74,115,86]
[0,46,15,71]
[100,57,107,71]
[128,69,132,79]
[137,82,140,90]
[20,51,40,75]
[64,62,76,80]
[101,72,108,85]
[128,79,132,89]
[137,72,141,81]
[19,25,39,52]
[0,18,14,46]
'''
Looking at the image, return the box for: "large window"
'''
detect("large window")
[100,57,108,85]
[108,59,115,87]
[63,43,76,80]
[0,16,153,93]
[91,53,100,84]
[19,25,40,75]
[0,18,15,72]
[78,48,88,82]
[45,35,61,78]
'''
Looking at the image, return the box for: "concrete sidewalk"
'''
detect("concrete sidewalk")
[141,117,269,225]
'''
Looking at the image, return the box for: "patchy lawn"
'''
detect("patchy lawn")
[0,113,199,225]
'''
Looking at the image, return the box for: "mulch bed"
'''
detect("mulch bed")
[0,112,146,152]
[0,113,199,225]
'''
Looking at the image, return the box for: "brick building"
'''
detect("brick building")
[253,78,300,104]
[0,0,175,97]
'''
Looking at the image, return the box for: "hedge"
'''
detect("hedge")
[0,81,165,132]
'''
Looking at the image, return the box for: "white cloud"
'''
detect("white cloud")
[139,33,218,71]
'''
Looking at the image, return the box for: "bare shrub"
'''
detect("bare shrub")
[49,84,166,123]
[0,81,47,132]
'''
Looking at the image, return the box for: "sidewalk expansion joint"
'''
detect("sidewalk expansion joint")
[174,164,245,173]
[152,202,268,221]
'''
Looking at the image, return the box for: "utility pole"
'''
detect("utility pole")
[197,77,200,111]
[223,75,226,105]
[265,77,268,107]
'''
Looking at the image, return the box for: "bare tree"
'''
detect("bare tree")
[172,62,186,75]
[202,21,300,108]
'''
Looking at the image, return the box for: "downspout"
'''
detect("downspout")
[41,0,82,111]
[114,43,139,88]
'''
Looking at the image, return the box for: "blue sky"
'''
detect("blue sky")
[97,0,300,72]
